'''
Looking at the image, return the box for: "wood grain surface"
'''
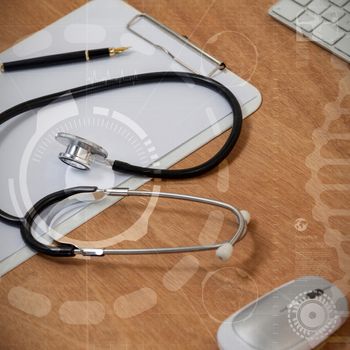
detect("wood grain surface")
[0,0,349,349]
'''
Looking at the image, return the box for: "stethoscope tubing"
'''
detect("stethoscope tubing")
[0,72,242,181]
[0,71,244,257]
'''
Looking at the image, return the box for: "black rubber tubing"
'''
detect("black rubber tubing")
[0,71,242,227]
[20,187,97,256]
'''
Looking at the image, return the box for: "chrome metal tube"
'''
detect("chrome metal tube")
[73,188,248,257]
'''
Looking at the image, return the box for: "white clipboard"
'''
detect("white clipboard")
[0,0,261,275]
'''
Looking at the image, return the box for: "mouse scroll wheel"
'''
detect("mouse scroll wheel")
[306,288,324,299]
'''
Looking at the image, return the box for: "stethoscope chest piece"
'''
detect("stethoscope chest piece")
[56,132,108,170]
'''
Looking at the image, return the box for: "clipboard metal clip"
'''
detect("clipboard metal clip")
[127,13,226,78]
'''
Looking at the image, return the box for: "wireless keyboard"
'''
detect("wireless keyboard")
[269,0,350,63]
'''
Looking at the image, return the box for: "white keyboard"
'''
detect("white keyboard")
[269,0,350,63]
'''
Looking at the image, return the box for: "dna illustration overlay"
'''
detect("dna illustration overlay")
[305,59,350,295]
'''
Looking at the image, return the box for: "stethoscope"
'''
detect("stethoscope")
[0,71,250,261]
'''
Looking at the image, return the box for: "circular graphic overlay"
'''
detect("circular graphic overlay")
[201,267,258,323]
[287,290,339,341]
[16,103,159,246]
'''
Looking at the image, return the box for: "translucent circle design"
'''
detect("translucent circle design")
[287,291,338,341]
[16,100,159,247]
[201,267,258,323]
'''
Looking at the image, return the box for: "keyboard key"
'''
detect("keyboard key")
[294,0,312,5]
[330,0,349,6]
[272,0,304,21]
[322,6,346,23]
[335,35,350,55]
[308,0,331,14]
[338,14,350,30]
[313,21,345,44]
[296,11,323,31]
[270,0,350,63]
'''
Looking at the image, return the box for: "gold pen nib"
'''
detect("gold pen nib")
[109,47,130,56]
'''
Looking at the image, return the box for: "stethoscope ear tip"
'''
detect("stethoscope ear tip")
[240,210,251,224]
[216,243,233,262]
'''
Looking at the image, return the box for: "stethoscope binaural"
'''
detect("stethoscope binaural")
[21,187,250,261]
[0,71,250,261]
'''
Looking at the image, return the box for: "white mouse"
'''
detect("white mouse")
[217,276,349,350]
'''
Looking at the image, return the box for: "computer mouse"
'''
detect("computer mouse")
[217,276,349,350]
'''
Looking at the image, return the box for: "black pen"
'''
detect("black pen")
[0,47,129,72]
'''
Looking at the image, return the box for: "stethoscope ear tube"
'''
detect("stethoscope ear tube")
[0,210,23,227]
[20,186,250,259]
[20,186,98,257]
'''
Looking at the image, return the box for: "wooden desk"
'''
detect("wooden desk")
[0,1,349,349]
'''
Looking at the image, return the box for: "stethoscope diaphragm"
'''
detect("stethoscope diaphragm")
[56,132,109,170]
